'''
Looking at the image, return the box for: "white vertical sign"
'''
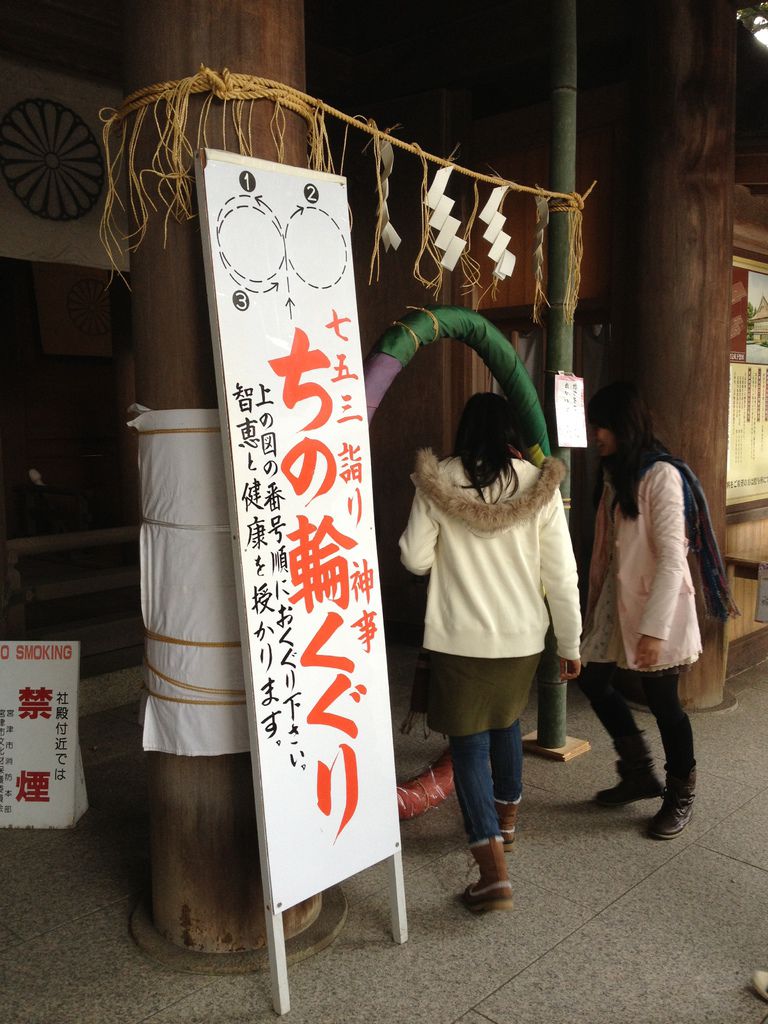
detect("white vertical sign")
[196,151,403,920]
[0,641,85,828]
[554,372,588,448]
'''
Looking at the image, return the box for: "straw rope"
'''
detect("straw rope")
[100,65,595,319]
[144,685,245,707]
[549,201,583,323]
[392,320,422,354]
[145,627,241,648]
[408,306,441,341]
[145,659,246,704]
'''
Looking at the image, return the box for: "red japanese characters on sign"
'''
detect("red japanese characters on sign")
[18,687,53,719]
[16,769,51,802]
[225,315,378,813]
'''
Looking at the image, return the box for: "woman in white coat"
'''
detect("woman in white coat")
[580,382,736,839]
[399,393,582,911]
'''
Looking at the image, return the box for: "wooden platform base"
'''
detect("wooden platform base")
[522,732,592,762]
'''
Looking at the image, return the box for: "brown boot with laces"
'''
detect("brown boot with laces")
[461,837,514,912]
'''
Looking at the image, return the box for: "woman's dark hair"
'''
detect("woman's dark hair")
[587,381,665,518]
[453,392,523,499]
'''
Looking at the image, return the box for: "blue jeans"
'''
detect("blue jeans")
[449,720,523,844]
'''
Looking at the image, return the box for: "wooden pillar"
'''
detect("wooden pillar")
[123,0,319,950]
[0,431,7,641]
[624,0,736,709]
[110,279,139,527]
[537,0,577,749]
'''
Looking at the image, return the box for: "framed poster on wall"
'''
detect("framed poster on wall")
[727,254,768,508]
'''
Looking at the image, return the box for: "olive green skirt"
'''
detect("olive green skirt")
[427,651,541,737]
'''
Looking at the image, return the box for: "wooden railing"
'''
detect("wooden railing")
[5,526,140,630]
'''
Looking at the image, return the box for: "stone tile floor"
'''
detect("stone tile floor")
[2,646,768,1023]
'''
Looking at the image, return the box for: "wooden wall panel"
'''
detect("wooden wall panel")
[0,258,124,538]
[469,89,622,313]
[576,128,614,305]
[470,146,548,311]
[726,517,768,641]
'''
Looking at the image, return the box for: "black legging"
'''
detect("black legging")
[579,661,695,778]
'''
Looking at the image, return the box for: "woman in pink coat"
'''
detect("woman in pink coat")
[579,382,736,839]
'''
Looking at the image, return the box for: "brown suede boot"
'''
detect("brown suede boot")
[648,768,696,839]
[595,732,664,806]
[461,837,514,912]
[495,799,519,851]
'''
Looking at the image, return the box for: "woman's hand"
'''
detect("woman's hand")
[635,634,663,670]
[559,657,582,680]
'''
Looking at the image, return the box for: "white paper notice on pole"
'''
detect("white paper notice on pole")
[196,150,402,913]
[756,563,768,623]
[0,641,86,828]
[554,372,588,448]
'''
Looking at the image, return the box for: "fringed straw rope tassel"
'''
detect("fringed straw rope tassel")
[459,180,482,300]
[565,205,583,323]
[548,197,587,325]
[411,144,444,296]
[368,122,385,285]
[270,100,287,164]
[532,194,549,327]
[99,65,593,315]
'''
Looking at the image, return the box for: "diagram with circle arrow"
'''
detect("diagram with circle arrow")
[215,174,349,320]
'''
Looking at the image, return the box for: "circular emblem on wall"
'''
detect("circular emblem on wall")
[66,277,111,336]
[0,98,104,220]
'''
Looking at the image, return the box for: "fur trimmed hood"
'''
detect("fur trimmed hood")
[411,448,565,536]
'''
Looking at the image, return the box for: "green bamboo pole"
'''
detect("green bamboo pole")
[536,0,577,750]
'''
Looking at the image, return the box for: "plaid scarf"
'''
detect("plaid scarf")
[639,453,739,623]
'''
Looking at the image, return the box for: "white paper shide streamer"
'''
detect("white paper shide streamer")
[479,185,516,282]
[426,166,466,271]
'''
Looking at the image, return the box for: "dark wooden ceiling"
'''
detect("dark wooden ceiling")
[0,1,765,140]
[0,0,121,84]
[303,0,631,115]
[0,0,631,115]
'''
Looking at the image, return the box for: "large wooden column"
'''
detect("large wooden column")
[0,433,6,641]
[123,0,319,950]
[624,1,736,709]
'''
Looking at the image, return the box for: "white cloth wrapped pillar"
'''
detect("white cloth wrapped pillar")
[129,407,249,756]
